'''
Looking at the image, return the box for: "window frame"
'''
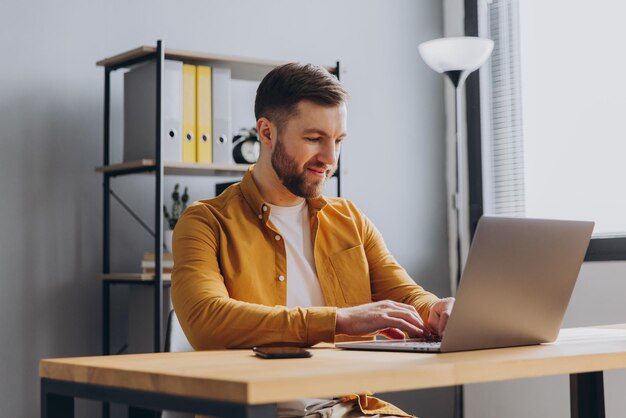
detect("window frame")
[464,0,626,261]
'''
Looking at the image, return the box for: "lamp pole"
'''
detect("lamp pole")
[418,36,494,292]
[447,70,471,287]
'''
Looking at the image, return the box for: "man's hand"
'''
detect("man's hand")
[427,297,455,336]
[335,300,431,338]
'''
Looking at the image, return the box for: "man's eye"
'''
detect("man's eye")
[305,137,321,142]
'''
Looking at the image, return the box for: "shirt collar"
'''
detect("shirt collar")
[240,165,328,217]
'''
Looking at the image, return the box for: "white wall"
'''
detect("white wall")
[0,1,452,417]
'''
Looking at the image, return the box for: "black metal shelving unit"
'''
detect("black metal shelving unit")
[101,41,166,359]
[98,40,343,363]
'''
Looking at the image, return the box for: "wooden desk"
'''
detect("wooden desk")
[40,324,626,418]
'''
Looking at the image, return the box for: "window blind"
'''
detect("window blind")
[479,0,525,216]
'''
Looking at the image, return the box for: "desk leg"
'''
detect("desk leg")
[41,381,74,418]
[570,372,605,418]
[247,404,278,418]
[128,406,160,418]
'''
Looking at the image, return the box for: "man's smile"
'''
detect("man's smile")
[306,167,327,177]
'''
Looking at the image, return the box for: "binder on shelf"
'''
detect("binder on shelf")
[231,78,260,141]
[182,64,197,162]
[124,59,184,162]
[196,65,213,163]
[212,66,233,164]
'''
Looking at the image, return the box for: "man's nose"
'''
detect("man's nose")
[318,141,338,166]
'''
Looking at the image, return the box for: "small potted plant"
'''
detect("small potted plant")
[163,184,189,252]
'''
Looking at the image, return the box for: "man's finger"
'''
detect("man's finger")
[387,308,429,333]
[427,312,438,335]
[385,317,425,338]
[436,299,454,335]
[379,328,406,340]
[376,301,427,331]
[438,311,450,336]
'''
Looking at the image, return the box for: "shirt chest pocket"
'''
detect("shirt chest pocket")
[329,245,372,306]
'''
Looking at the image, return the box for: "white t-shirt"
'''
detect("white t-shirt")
[269,201,331,415]
[267,200,326,308]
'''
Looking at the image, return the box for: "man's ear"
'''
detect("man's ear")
[256,117,275,149]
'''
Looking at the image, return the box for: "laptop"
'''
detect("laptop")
[336,216,594,353]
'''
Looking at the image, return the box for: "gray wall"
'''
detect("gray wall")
[0,1,452,417]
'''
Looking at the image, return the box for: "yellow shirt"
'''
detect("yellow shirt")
[171,166,440,350]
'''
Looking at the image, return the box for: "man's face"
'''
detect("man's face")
[271,100,347,199]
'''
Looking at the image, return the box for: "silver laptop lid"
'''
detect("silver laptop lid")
[440,216,594,352]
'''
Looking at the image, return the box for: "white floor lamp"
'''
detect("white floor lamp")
[419,37,494,294]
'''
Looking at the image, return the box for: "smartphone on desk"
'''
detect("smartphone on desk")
[252,346,312,359]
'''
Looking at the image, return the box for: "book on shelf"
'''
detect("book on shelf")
[143,251,173,261]
[142,267,173,274]
[142,251,173,274]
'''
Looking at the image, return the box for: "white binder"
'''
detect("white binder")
[124,60,183,162]
[231,78,259,138]
[211,67,233,164]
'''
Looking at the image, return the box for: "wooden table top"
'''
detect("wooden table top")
[40,324,626,405]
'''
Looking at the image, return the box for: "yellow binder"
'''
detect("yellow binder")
[182,64,196,162]
[196,65,213,163]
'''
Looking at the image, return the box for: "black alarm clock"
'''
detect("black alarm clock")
[232,128,260,164]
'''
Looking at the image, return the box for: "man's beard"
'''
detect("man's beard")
[271,137,337,199]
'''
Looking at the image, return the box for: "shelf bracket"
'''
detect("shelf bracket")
[109,187,166,247]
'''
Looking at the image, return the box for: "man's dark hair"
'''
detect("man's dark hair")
[254,63,348,132]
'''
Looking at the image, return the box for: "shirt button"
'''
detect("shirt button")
[258,214,263,220]
[262,205,268,212]
[275,235,281,241]
[278,275,285,282]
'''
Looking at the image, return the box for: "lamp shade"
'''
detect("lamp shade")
[418,37,494,74]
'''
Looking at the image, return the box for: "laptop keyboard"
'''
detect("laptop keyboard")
[390,338,441,346]
[336,336,443,352]
[380,337,442,351]
[407,336,442,343]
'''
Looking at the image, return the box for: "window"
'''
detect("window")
[466,0,626,260]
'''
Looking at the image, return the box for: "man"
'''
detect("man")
[171,63,454,351]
